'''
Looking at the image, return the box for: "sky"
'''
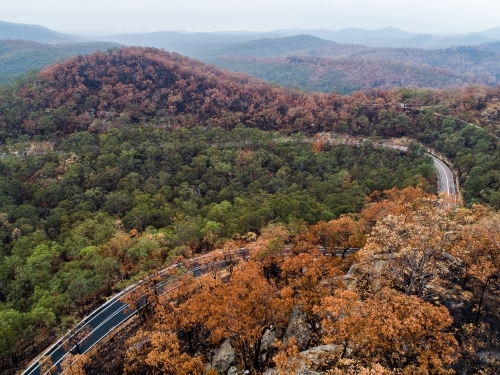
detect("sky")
[1,0,500,34]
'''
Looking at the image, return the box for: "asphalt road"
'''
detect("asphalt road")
[23,251,249,375]
[430,155,456,199]
[24,285,146,375]
[383,143,457,200]
[22,151,457,375]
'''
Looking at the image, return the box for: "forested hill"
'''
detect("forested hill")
[3,46,500,140]
[1,46,500,375]
[3,46,500,207]
[0,20,82,44]
[196,34,337,59]
[198,36,500,92]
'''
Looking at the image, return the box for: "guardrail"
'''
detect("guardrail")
[24,246,357,375]
[23,248,250,375]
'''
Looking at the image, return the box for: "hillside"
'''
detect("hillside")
[93,32,500,93]
[197,36,500,92]
[0,46,457,135]
[0,39,121,84]
[196,34,337,59]
[0,20,83,44]
[2,31,500,94]
[0,47,499,375]
[2,47,500,203]
[0,46,494,132]
[98,30,282,56]
[210,55,482,93]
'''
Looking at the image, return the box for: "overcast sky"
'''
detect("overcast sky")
[2,0,499,34]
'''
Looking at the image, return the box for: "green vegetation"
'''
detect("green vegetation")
[0,20,81,44]
[196,34,336,59]
[211,56,361,94]
[1,45,500,375]
[0,40,120,84]
[0,47,499,207]
[0,125,433,365]
[195,36,500,92]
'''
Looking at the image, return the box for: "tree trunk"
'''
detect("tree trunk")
[254,338,262,370]
[341,246,349,259]
[240,341,248,369]
[11,351,17,365]
[340,340,349,359]
[475,276,492,325]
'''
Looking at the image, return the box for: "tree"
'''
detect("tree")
[39,356,55,375]
[315,289,457,373]
[308,217,365,258]
[0,308,27,364]
[60,353,88,375]
[452,212,500,324]
[63,321,91,355]
[361,195,450,297]
[121,281,156,323]
[281,252,343,314]
[273,337,303,375]
[124,330,203,375]
[187,261,292,370]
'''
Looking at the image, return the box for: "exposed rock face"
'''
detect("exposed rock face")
[227,366,238,375]
[344,261,388,293]
[259,326,277,364]
[208,338,236,375]
[263,344,344,375]
[284,306,312,352]
[263,367,320,375]
[300,344,344,369]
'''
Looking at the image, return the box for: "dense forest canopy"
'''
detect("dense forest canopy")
[1,47,500,205]
[0,46,499,374]
[196,35,500,92]
[209,55,476,94]
[0,125,434,372]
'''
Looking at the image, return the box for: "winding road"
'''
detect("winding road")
[22,149,457,375]
[430,155,456,198]
[382,143,457,200]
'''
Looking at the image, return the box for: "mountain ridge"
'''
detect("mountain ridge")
[0,19,85,44]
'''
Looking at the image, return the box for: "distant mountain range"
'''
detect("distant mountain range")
[194,35,500,92]
[0,20,85,44]
[0,39,120,84]
[268,27,500,48]
[2,19,500,93]
[4,19,500,49]
[99,26,500,50]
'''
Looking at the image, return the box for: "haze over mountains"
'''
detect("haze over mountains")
[0,20,85,44]
[99,26,500,50]
[3,19,500,93]
[0,39,120,84]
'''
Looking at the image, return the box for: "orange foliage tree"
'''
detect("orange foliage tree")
[315,289,457,374]
[308,216,366,258]
[360,194,452,296]
[124,330,203,375]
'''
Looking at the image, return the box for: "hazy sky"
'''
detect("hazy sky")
[2,0,499,34]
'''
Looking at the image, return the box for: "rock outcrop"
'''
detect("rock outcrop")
[207,339,236,375]
[284,307,312,352]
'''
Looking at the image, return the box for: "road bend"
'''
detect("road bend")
[382,143,457,202]
[429,155,457,200]
[22,147,457,375]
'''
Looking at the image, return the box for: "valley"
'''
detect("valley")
[0,16,498,375]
